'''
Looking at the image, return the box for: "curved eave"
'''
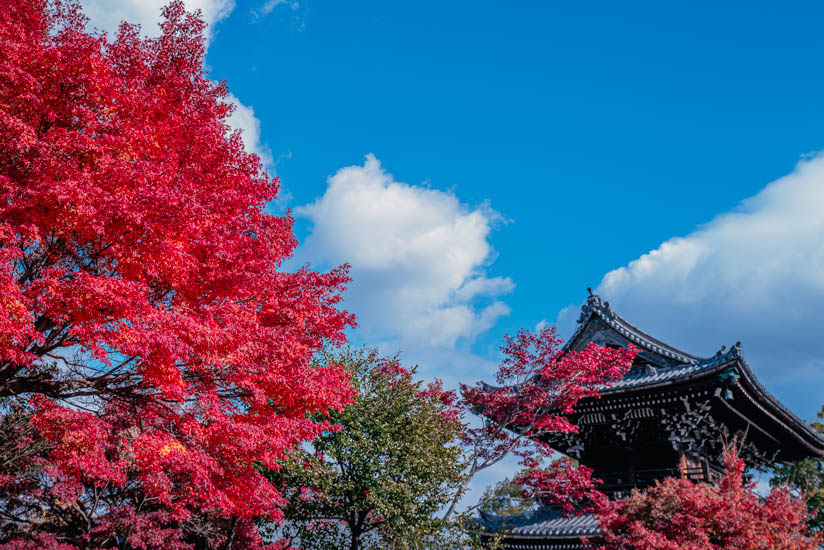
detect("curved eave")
[587,355,824,459]
[476,510,601,540]
[732,357,824,456]
[479,533,598,541]
[566,303,706,366]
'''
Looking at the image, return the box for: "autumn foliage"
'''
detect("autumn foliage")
[450,326,638,518]
[598,447,822,550]
[0,0,353,546]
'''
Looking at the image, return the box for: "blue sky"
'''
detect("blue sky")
[210,0,824,408]
[84,0,824,498]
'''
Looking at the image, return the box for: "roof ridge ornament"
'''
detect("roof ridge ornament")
[578,289,615,323]
[710,341,743,364]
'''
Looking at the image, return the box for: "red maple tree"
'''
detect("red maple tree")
[0,0,353,547]
[445,326,638,518]
[597,446,822,550]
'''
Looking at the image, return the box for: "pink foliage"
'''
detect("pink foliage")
[0,533,79,550]
[515,458,606,515]
[597,448,822,549]
[451,326,637,517]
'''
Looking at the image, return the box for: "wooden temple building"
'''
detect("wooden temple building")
[476,291,824,549]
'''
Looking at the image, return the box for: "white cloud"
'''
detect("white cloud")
[295,154,513,348]
[253,0,299,18]
[295,155,510,510]
[225,93,275,169]
[593,154,824,418]
[81,0,235,43]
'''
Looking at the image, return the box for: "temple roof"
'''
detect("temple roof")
[477,507,599,546]
[563,291,824,458]
[475,293,824,546]
[565,290,706,367]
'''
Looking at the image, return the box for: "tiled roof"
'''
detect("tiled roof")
[593,342,824,448]
[561,292,824,447]
[601,344,735,392]
[567,292,705,365]
[475,293,824,545]
[482,335,824,447]
[478,507,600,539]
[604,361,710,391]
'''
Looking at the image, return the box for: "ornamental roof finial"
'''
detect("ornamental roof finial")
[578,288,614,323]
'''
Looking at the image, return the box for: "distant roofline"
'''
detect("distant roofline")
[565,290,707,365]
[476,506,601,540]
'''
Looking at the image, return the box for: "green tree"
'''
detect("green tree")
[264,348,467,550]
[772,405,824,533]
[478,469,538,517]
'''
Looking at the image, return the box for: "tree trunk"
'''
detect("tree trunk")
[443,467,476,520]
